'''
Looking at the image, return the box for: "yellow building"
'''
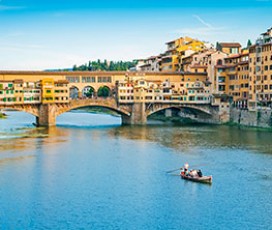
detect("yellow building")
[40,78,55,103]
[249,27,272,109]
[161,37,206,72]
[54,80,70,103]
[214,53,249,108]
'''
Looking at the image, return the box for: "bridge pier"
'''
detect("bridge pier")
[36,104,57,127]
[121,103,147,125]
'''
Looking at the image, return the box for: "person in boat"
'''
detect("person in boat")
[189,169,203,178]
[182,163,189,176]
[189,169,198,177]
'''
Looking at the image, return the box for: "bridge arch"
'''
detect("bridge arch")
[0,105,39,117]
[146,104,212,118]
[55,98,130,118]
[82,86,95,98]
[70,86,79,99]
[97,86,111,97]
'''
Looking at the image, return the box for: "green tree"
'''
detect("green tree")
[70,59,137,71]
[97,86,110,97]
[247,39,252,48]
[85,87,94,98]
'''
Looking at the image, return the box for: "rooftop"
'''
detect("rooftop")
[219,42,242,48]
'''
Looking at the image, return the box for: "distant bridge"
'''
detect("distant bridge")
[0,97,221,126]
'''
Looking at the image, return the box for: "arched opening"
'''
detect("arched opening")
[148,107,187,124]
[217,59,223,65]
[147,106,212,124]
[0,110,37,131]
[56,105,123,127]
[70,86,79,99]
[97,86,111,97]
[83,86,95,98]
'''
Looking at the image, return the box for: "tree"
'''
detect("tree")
[247,39,252,48]
[70,59,137,71]
[85,87,94,98]
[88,61,92,71]
[97,86,110,97]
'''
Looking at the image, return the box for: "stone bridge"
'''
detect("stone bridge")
[0,98,222,126]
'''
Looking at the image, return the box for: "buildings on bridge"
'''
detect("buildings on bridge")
[117,73,212,105]
[0,78,69,105]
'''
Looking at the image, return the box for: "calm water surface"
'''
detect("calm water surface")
[0,111,272,229]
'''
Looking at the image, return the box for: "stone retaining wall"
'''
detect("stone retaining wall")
[230,107,272,128]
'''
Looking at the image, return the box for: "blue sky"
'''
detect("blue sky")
[0,0,271,70]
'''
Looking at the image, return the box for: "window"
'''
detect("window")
[66,76,80,83]
[98,76,112,83]
[82,76,96,83]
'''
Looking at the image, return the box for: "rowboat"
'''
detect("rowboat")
[180,172,212,184]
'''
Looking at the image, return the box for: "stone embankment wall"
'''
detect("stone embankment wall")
[230,107,272,128]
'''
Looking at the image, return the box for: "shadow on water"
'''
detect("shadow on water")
[107,124,272,155]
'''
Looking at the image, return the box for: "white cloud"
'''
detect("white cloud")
[173,15,226,41]
[193,15,213,29]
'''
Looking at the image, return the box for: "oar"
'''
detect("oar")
[166,167,182,173]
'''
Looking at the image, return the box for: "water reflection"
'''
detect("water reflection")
[108,125,272,155]
[1,111,272,156]
[0,112,272,229]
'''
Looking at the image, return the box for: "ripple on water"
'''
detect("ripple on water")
[0,111,272,229]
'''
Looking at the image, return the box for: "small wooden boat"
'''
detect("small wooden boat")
[180,172,212,184]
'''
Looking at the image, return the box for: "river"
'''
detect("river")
[0,111,272,229]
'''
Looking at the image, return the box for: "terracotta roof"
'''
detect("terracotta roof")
[219,42,241,48]
[55,80,69,84]
[13,79,24,83]
[190,65,208,69]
